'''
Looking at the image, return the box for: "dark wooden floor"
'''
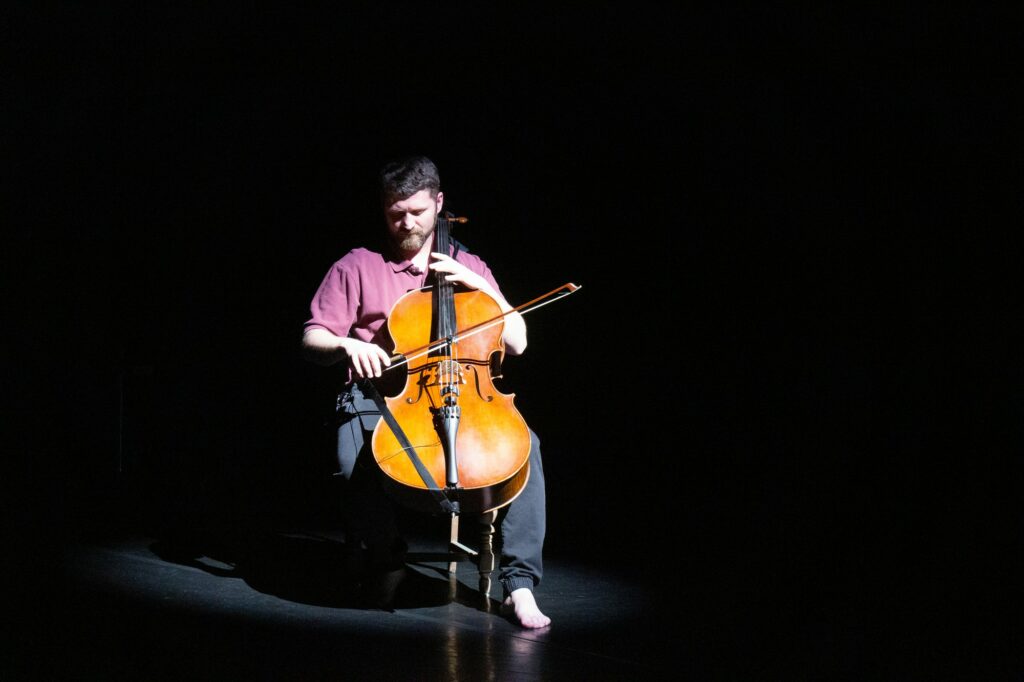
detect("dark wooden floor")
[7,517,1013,681]
[9,525,672,680]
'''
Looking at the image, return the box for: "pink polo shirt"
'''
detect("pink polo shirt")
[304,246,503,354]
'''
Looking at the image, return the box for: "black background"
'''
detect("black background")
[6,3,1020,673]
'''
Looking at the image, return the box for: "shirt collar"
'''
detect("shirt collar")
[387,254,425,276]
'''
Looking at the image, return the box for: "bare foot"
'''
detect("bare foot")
[503,587,551,629]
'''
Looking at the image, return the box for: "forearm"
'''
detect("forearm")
[429,252,528,355]
[470,279,527,355]
[303,328,394,377]
[492,297,527,356]
[301,328,351,366]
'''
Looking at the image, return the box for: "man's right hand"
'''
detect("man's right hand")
[340,338,392,379]
[302,329,392,375]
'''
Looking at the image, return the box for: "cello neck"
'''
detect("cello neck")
[433,213,457,343]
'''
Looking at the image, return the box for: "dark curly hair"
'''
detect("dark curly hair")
[379,156,441,204]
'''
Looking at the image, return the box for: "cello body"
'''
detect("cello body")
[370,222,531,515]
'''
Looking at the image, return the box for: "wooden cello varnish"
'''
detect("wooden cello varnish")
[370,214,531,515]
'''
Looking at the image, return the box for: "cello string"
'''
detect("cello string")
[437,215,454,403]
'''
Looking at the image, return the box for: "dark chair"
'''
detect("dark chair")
[406,509,499,601]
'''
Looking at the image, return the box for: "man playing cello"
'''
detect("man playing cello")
[301,156,550,628]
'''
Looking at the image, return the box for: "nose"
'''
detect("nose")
[401,213,416,229]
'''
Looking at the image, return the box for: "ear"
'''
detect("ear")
[435,191,444,213]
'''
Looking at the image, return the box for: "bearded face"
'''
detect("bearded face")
[394,222,432,253]
[384,189,444,259]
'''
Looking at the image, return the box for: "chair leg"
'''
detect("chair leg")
[447,512,461,575]
[477,510,498,598]
[440,510,497,603]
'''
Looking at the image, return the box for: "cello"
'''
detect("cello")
[369,213,533,515]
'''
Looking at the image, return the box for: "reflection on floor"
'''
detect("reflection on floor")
[12,527,668,680]
[8,518,1002,680]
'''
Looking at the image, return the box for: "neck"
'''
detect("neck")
[407,239,434,270]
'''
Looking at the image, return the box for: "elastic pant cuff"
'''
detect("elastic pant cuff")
[501,576,536,598]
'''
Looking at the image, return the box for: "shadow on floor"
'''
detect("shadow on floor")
[148,527,504,615]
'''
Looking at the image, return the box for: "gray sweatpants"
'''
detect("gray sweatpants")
[335,382,546,595]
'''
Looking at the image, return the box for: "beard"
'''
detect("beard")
[394,224,433,254]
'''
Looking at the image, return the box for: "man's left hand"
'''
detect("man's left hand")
[429,252,493,295]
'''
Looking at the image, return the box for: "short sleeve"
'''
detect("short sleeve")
[304,259,361,338]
